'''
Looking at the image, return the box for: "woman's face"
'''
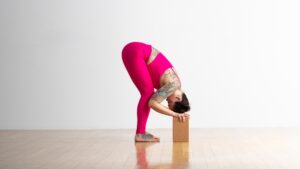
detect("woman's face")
[166,89,183,110]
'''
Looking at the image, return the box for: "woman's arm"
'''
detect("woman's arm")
[148,80,180,117]
[149,99,177,117]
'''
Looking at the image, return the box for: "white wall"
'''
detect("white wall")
[0,0,300,129]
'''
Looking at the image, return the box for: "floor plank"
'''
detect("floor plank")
[0,128,300,169]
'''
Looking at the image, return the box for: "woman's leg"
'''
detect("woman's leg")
[122,42,154,134]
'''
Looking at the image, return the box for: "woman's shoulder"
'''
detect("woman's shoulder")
[160,67,181,87]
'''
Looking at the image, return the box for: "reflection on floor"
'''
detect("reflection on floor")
[135,142,189,169]
[0,128,300,169]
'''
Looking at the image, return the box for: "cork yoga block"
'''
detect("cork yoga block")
[173,117,189,142]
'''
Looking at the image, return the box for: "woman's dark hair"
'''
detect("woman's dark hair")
[173,92,190,113]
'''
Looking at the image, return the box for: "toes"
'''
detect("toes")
[153,137,160,141]
[145,132,159,139]
[153,135,160,139]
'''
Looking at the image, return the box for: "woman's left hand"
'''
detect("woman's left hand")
[176,112,190,122]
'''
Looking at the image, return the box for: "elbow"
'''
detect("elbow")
[148,99,153,108]
[148,99,156,108]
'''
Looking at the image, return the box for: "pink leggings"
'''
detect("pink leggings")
[121,42,154,134]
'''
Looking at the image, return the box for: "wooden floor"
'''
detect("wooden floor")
[0,128,300,169]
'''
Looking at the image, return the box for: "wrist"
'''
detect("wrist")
[172,111,178,117]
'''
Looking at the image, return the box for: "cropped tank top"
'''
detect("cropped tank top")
[147,52,173,89]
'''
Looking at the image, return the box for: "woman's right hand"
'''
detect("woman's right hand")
[175,112,190,122]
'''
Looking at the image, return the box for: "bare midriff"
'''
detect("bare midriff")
[146,47,160,65]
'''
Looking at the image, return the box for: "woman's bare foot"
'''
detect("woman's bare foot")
[135,132,160,142]
[145,132,160,141]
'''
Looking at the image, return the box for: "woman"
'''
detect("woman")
[121,42,191,142]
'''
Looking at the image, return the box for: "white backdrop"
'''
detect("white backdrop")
[0,0,300,129]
